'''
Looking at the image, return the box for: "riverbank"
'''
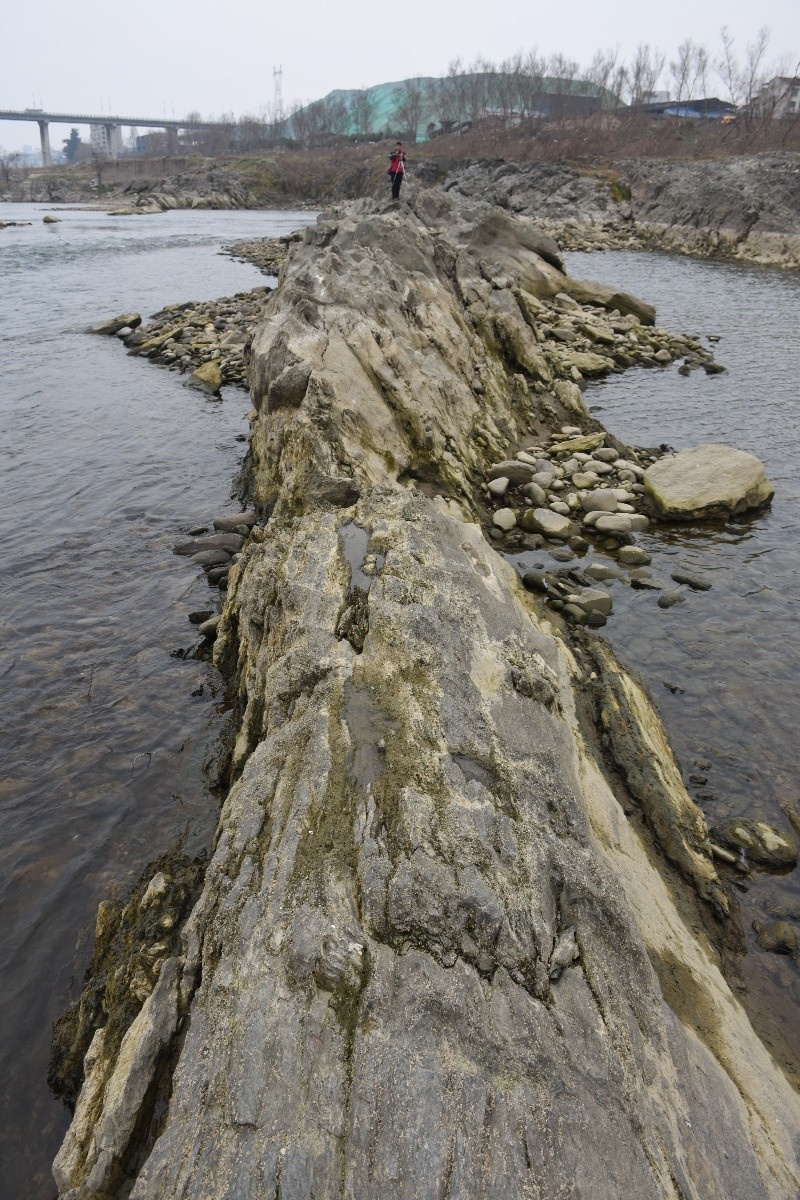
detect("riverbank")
[443,152,800,268]
[6,149,799,268]
[53,192,799,1199]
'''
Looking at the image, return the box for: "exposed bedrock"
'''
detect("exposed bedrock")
[54,193,800,1199]
[443,153,800,268]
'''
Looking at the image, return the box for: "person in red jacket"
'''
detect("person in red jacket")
[388,142,406,201]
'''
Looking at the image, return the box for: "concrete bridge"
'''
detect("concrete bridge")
[0,109,229,165]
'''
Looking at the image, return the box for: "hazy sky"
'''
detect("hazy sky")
[2,0,798,150]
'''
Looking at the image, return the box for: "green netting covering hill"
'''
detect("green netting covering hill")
[290,73,624,142]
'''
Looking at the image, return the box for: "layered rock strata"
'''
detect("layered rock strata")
[55,194,800,1199]
[444,153,800,268]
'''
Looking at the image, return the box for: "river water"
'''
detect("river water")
[561,250,800,1079]
[2,215,798,1196]
[0,203,313,1199]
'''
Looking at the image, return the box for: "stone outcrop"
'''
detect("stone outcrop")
[54,194,800,1199]
[443,153,800,268]
[8,167,254,213]
[644,443,774,519]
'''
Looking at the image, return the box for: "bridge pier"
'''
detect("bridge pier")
[104,122,120,160]
[37,120,52,167]
[166,126,178,155]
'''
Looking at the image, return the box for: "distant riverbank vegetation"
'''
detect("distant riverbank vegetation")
[3,27,797,193]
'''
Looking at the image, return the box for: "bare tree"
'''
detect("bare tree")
[669,40,695,103]
[717,27,744,104]
[350,88,377,137]
[0,146,21,183]
[492,55,523,124]
[627,43,665,108]
[444,59,470,126]
[396,77,425,141]
[743,26,771,109]
[545,53,580,119]
[586,48,627,110]
[326,96,351,138]
[691,44,711,99]
[518,50,547,121]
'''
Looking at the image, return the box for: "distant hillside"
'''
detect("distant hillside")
[289,73,624,143]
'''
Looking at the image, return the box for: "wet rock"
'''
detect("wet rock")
[48,853,206,1114]
[644,444,774,520]
[618,546,651,566]
[187,360,223,395]
[658,591,686,609]
[191,549,232,568]
[90,312,142,335]
[521,568,549,592]
[566,587,613,616]
[583,563,622,582]
[213,510,257,531]
[628,571,664,591]
[206,565,230,585]
[520,508,573,539]
[174,533,244,556]
[753,920,799,957]
[198,616,221,641]
[593,513,633,535]
[671,569,712,591]
[547,545,575,562]
[710,818,798,869]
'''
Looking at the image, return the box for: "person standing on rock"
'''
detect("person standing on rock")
[388,142,406,201]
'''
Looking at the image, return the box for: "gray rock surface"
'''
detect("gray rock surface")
[443,154,800,268]
[54,194,800,1200]
[711,818,799,869]
[90,312,142,335]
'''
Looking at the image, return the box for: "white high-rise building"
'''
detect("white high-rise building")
[89,123,123,158]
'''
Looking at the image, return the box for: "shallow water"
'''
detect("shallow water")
[0,203,314,1198]
[515,249,800,1076]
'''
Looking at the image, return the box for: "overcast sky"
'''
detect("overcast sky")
[2,0,798,150]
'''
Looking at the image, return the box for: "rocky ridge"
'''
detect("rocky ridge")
[55,193,800,1199]
[6,169,254,212]
[444,153,800,268]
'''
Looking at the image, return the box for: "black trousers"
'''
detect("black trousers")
[390,171,403,200]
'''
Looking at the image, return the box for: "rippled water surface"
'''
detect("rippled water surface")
[563,250,800,1073]
[0,203,314,1198]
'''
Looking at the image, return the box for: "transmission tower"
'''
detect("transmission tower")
[272,66,284,124]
